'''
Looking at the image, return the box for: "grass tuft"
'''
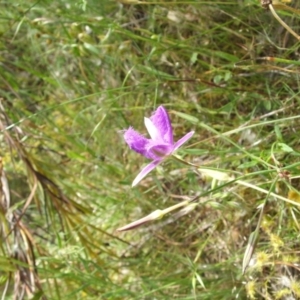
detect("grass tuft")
[1,0,300,299]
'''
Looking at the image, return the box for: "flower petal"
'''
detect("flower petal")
[124,127,153,159]
[149,106,173,144]
[132,159,162,187]
[173,131,195,151]
[144,117,160,141]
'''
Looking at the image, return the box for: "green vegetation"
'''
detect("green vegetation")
[1,0,300,299]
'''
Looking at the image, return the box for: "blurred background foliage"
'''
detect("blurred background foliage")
[1,0,300,299]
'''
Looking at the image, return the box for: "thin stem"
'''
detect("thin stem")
[269,4,300,40]
[171,154,199,167]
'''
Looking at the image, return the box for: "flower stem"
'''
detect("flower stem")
[171,154,199,167]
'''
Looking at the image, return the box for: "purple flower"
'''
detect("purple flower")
[124,106,194,187]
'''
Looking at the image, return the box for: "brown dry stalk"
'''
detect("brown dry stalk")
[261,0,300,40]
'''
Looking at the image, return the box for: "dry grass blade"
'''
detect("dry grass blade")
[0,101,95,298]
[11,214,47,300]
[269,4,300,40]
[261,0,300,40]
[0,101,88,214]
[0,157,46,299]
[242,204,265,274]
